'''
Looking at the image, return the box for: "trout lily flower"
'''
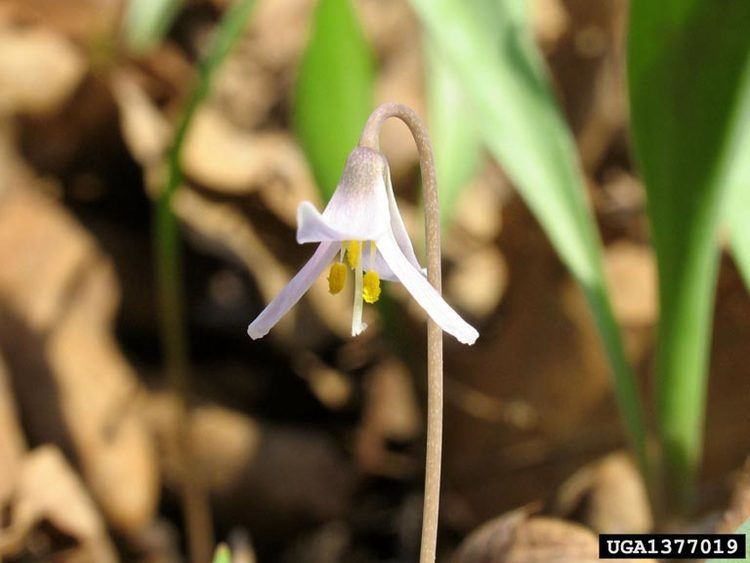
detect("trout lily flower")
[247,147,478,345]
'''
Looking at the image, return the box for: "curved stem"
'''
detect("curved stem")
[360,103,443,563]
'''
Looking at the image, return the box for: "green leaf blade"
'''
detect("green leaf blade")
[426,42,482,226]
[294,0,374,200]
[410,0,649,480]
[724,66,750,292]
[627,0,750,510]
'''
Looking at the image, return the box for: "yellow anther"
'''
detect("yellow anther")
[362,271,381,304]
[346,240,362,269]
[327,262,346,294]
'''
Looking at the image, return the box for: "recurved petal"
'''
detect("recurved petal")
[247,241,340,339]
[384,161,421,271]
[296,202,354,243]
[376,233,479,345]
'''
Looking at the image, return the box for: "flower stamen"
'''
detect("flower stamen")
[363,242,380,303]
[363,271,381,303]
[327,262,346,294]
[346,240,362,269]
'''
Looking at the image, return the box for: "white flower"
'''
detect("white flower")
[247,147,479,345]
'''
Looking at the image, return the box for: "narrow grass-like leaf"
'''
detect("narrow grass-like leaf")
[628,0,750,510]
[153,1,256,557]
[409,0,650,479]
[725,76,750,291]
[294,0,374,200]
[123,0,184,55]
[427,0,529,227]
[729,184,750,290]
[427,44,482,226]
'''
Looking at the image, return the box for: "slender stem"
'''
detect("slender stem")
[360,103,443,563]
[154,2,256,561]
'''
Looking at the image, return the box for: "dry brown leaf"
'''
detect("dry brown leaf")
[0,24,86,116]
[0,188,159,534]
[455,510,601,563]
[292,352,353,409]
[0,119,43,196]
[456,510,651,563]
[145,393,260,496]
[0,445,117,562]
[533,0,570,52]
[356,357,421,476]
[446,247,507,319]
[556,452,653,534]
[603,241,657,328]
[214,0,315,72]
[363,357,422,443]
[183,108,320,212]
[717,458,750,533]
[0,353,25,503]
[113,72,320,227]
[173,189,290,303]
[451,170,508,243]
[0,0,120,43]
[356,0,420,57]
[147,394,353,540]
[110,70,172,169]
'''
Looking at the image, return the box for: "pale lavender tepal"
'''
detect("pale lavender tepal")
[246,147,478,345]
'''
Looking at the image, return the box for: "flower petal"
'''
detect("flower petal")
[296,202,353,243]
[247,241,339,339]
[371,251,399,281]
[376,233,479,345]
[384,161,421,270]
[298,147,392,243]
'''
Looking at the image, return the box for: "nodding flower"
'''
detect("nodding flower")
[247,146,478,345]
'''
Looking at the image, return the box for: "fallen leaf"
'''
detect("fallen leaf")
[456,509,651,562]
[717,458,750,533]
[292,351,353,410]
[0,187,159,534]
[533,0,570,52]
[603,242,657,328]
[146,394,353,540]
[446,246,507,319]
[0,24,86,116]
[0,445,117,562]
[356,357,422,476]
[110,69,172,168]
[0,0,121,43]
[0,353,25,503]
[556,452,653,534]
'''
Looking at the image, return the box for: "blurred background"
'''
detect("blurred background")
[0,0,749,561]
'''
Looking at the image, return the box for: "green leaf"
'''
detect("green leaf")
[294,0,374,200]
[123,0,184,55]
[627,0,750,509]
[426,0,524,226]
[410,0,649,479]
[729,184,750,290]
[725,74,750,291]
[426,43,482,226]
[707,518,750,563]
